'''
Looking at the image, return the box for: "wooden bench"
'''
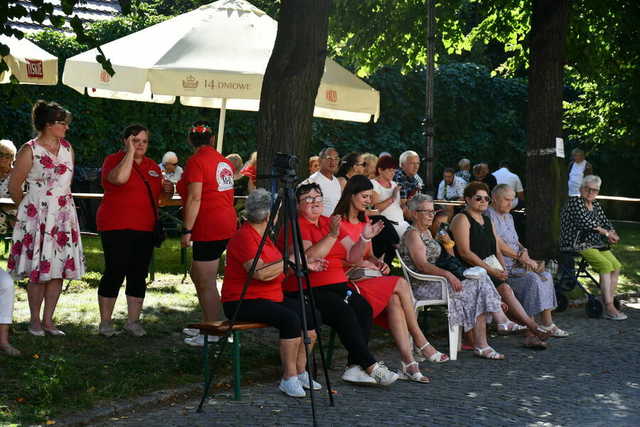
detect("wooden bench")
[188,320,270,401]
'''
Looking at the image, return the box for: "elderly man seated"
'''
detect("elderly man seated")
[394,150,424,217]
[436,167,466,220]
[488,184,569,338]
[159,151,183,184]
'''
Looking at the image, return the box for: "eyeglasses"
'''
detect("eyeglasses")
[165,162,178,166]
[300,196,323,204]
[324,156,340,162]
[415,209,436,216]
[473,195,491,202]
[585,187,600,194]
[53,120,70,126]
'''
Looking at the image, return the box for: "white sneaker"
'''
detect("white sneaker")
[298,372,322,390]
[278,377,306,398]
[182,328,200,337]
[341,365,377,385]
[369,362,399,386]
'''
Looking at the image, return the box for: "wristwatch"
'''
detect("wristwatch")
[182,229,192,235]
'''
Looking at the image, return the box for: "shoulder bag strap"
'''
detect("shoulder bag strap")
[132,164,159,222]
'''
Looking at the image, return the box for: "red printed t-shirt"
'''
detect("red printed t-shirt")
[221,222,285,303]
[282,216,349,292]
[176,145,237,241]
[96,152,161,232]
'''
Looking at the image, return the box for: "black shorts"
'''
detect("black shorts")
[192,239,229,262]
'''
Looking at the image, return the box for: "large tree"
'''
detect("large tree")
[524,0,569,258]
[256,0,332,182]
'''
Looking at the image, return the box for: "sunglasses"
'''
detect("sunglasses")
[473,195,491,202]
[165,162,178,166]
[585,187,600,194]
[300,196,323,204]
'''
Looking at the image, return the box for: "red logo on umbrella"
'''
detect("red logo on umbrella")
[26,59,43,78]
[325,89,337,103]
[100,70,111,83]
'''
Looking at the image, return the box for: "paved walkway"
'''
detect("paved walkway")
[97,306,640,426]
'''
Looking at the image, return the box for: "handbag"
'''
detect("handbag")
[347,267,383,282]
[482,254,504,271]
[133,165,166,248]
[434,246,467,280]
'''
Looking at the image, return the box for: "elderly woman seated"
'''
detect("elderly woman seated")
[450,182,551,349]
[221,189,325,397]
[399,194,519,360]
[159,151,183,183]
[488,184,569,337]
[560,175,625,320]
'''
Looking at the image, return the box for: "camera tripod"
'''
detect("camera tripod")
[196,163,335,426]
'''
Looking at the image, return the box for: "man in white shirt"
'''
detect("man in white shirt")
[567,148,593,196]
[436,168,465,219]
[492,161,524,209]
[436,168,465,201]
[305,147,342,216]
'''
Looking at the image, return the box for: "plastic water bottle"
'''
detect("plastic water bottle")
[343,290,352,304]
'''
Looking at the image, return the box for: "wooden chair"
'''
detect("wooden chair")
[395,250,462,361]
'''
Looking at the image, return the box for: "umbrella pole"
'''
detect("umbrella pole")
[216,98,227,153]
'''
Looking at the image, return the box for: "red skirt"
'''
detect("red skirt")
[350,276,400,329]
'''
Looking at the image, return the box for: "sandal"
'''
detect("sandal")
[473,346,505,360]
[496,320,527,336]
[397,361,430,383]
[532,326,551,341]
[538,323,569,338]
[523,335,548,350]
[414,342,449,363]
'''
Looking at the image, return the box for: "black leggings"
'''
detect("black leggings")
[308,283,377,369]
[223,296,318,340]
[98,230,154,299]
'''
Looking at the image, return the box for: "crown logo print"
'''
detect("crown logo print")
[182,75,199,89]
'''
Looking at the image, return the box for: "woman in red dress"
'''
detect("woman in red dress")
[178,121,237,347]
[333,175,449,381]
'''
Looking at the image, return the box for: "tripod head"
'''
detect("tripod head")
[257,152,301,187]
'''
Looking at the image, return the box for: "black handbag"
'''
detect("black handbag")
[133,165,166,248]
[434,244,467,280]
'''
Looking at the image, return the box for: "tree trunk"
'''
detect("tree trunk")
[423,0,436,191]
[525,0,569,258]
[256,0,331,184]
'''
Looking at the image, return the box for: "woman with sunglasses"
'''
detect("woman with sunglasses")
[450,182,550,354]
[560,175,625,320]
[334,176,449,380]
[282,183,400,386]
[8,100,85,337]
[336,152,366,190]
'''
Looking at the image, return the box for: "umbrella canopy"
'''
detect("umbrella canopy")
[62,0,380,151]
[0,35,58,85]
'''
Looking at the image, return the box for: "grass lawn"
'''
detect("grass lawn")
[0,222,638,424]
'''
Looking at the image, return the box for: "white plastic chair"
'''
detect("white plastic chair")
[395,250,462,361]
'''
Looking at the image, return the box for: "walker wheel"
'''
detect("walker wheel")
[585,297,603,318]
[555,293,569,313]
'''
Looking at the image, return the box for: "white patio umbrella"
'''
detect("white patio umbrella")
[62,0,380,152]
[0,35,58,85]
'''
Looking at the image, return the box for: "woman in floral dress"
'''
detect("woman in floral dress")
[8,101,85,337]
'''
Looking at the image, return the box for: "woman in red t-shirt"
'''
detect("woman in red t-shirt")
[96,124,174,338]
[222,189,324,397]
[334,175,449,381]
[177,121,238,347]
[280,183,399,387]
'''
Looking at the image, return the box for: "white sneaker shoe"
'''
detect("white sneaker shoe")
[369,362,399,386]
[341,365,376,385]
[278,377,306,398]
[182,328,200,337]
[298,372,322,390]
